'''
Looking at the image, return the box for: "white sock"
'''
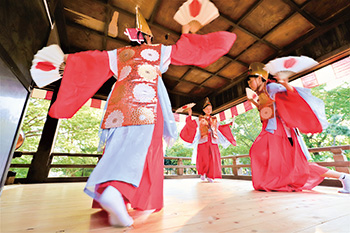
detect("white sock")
[200,175,205,181]
[98,186,134,227]
[338,173,350,194]
[207,178,214,183]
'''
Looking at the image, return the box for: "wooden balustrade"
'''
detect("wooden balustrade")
[10,145,350,185]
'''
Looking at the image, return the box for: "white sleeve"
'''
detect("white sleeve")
[107,49,118,79]
[160,45,172,74]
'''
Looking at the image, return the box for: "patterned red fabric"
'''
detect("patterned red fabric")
[49,50,113,118]
[101,44,161,128]
[275,88,322,134]
[199,115,218,140]
[170,31,236,67]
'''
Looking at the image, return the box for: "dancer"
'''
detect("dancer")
[246,61,350,193]
[180,97,236,182]
[30,8,237,227]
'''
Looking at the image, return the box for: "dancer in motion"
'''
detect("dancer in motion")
[31,7,237,227]
[180,97,236,182]
[246,60,350,193]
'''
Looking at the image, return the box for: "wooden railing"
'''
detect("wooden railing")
[164,145,350,187]
[10,145,350,186]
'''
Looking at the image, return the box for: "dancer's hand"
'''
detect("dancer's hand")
[182,24,190,34]
[188,108,192,116]
[277,78,293,91]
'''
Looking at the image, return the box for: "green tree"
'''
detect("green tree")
[10,98,50,178]
[12,98,103,178]
[303,84,350,161]
[50,105,103,177]
[20,98,50,151]
[220,109,261,157]
[219,109,261,175]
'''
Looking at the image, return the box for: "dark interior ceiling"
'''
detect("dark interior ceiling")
[44,0,350,115]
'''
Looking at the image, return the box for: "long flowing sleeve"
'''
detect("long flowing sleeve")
[180,116,198,143]
[218,123,236,146]
[170,31,236,67]
[275,87,328,134]
[49,50,114,119]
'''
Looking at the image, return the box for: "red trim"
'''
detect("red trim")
[90,99,101,109]
[219,112,226,121]
[301,73,318,88]
[230,106,238,116]
[45,91,53,100]
[243,101,253,111]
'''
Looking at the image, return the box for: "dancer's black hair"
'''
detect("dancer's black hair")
[245,73,277,87]
[267,73,278,83]
[130,31,153,46]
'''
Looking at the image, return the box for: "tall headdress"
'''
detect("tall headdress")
[248,62,268,80]
[136,7,153,37]
[124,7,153,43]
[202,97,212,109]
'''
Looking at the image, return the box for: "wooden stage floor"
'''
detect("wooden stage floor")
[1,179,350,233]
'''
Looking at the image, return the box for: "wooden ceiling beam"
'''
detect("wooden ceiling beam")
[165,74,215,91]
[102,0,113,50]
[281,0,320,27]
[236,0,264,25]
[219,14,280,52]
[54,0,70,52]
[277,9,350,57]
[149,0,162,24]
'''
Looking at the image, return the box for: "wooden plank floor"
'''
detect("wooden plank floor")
[1,179,350,233]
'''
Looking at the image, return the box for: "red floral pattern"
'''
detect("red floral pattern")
[101,44,161,128]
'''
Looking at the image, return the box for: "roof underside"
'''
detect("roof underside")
[44,0,350,115]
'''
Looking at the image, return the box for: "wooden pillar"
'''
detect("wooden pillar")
[232,157,238,176]
[331,148,349,174]
[26,85,60,183]
[177,158,184,176]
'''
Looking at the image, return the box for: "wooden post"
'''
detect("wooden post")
[177,158,184,176]
[331,148,349,174]
[232,156,238,176]
[26,85,60,183]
